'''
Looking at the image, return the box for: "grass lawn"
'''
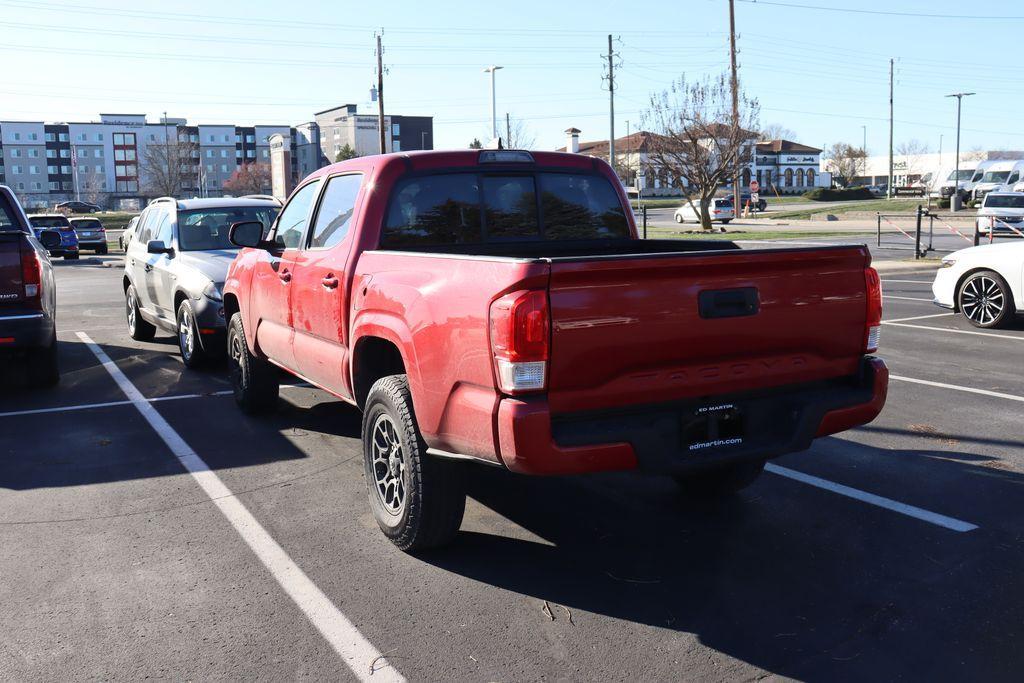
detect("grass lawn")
[83,211,137,230]
[631,195,831,211]
[768,198,926,220]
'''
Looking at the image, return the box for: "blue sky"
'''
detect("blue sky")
[2,0,1022,155]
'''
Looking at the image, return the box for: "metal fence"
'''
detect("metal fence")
[876,205,1020,258]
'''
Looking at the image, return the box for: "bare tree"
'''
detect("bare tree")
[963,146,987,161]
[79,173,105,206]
[759,122,797,142]
[504,116,536,149]
[896,139,931,178]
[222,162,272,196]
[642,73,760,230]
[823,143,866,186]
[140,137,197,197]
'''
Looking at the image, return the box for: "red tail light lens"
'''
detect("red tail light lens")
[489,290,549,393]
[21,246,42,305]
[864,266,882,353]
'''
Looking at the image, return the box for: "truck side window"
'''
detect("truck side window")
[482,176,538,239]
[275,179,321,249]
[0,195,17,231]
[309,174,363,250]
[383,174,482,246]
[539,173,629,240]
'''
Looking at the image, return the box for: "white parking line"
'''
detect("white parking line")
[891,375,1024,403]
[883,295,934,302]
[0,391,234,418]
[75,332,403,683]
[765,464,979,532]
[883,313,955,324]
[883,322,1024,341]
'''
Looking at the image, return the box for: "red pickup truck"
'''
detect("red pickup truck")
[224,150,887,551]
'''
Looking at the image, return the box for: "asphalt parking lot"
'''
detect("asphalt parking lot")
[2,245,1023,681]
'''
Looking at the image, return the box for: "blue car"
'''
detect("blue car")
[28,214,80,260]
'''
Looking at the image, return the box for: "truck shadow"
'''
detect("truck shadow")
[421,441,1024,680]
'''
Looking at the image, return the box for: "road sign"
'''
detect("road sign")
[749,180,759,192]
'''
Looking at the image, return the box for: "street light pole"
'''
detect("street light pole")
[483,66,503,142]
[861,125,867,180]
[945,92,975,210]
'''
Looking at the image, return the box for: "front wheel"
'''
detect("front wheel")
[362,375,466,552]
[177,300,215,369]
[958,270,1014,328]
[721,219,732,225]
[673,458,766,497]
[226,313,279,413]
[674,213,684,224]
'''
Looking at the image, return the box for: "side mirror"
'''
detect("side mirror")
[147,240,173,255]
[229,221,268,249]
[37,229,61,250]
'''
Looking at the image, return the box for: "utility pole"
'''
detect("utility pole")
[728,0,741,212]
[163,110,171,197]
[861,125,867,180]
[506,112,511,148]
[626,119,631,187]
[888,58,894,198]
[376,32,386,154]
[606,34,617,173]
[483,65,503,142]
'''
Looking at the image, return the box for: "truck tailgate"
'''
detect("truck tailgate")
[546,246,871,414]
[0,232,24,306]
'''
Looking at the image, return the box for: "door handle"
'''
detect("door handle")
[279,269,291,283]
[144,264,153,273]
[321,275,339,290]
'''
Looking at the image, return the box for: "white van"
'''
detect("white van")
[971,160,1024,202]
[931,160,983,200]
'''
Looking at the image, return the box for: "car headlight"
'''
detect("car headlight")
[939,258,956,269]
[203,282,223,302]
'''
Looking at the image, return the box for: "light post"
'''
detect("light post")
[945,92,975,210]
[483,65,503,142]
[861,125,867,181]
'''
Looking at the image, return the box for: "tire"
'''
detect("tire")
[958,270,1014,329]
[125,284,156,341]
[362,374,466,552]
[674,213,684,224]
[721,219,732,225]
[176,299,214,369]
[64,253,79,260]
[226,313,279,413]
[97,244,108,255]
[673,458,766,497]
[27,331,59,387]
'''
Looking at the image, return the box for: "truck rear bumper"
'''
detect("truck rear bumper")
[496,357,888,476]
[0,311,55,349]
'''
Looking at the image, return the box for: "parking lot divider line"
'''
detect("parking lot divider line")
[75,332,405,683]
[882,295,934,302]
[890,375,1024,403]
[883,313,955,324]
[882,322,1024,341]
[765,464,978,532]
[0,390,235,419]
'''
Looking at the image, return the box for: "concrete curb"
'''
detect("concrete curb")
[873,260,940,273]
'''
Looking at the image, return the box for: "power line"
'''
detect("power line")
[737,0,1024,20]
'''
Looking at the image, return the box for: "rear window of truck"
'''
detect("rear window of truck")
[382,172,629,247]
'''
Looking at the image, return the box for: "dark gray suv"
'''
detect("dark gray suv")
[122,196,279,367]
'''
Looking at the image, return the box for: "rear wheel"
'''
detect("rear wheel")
[97,244,108,255]
[673,458,766,497]
[125,284,155,341]
[721,219,732,225]
[674,213,684,224]
[958,270,1014,329]
[362,374,466,551]
[27,331,59,387]
[226,313,278,413]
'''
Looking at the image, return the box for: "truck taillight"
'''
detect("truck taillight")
[21,247,42,303]
[864,266,882,353]
[489,290,549,393]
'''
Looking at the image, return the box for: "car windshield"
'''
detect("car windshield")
[29,216,70,228]
[984,195,1024,209]
[948,170,974,181]
[177,206,279,251]
[981,171,1011,183]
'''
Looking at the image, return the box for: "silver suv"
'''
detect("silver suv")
[122,196,280,367]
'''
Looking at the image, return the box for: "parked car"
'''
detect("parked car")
[971,160,1024,202]
[932,242,1024,328]
[122,196,280,367]
[222,149,888,552]
[724,192,767,212]
[975,192,1024,237]
[118,215,139,251]
[55,200,100,214]
[27,214,79,260]
[1,185,61,386]
[932,160,983,200]
[69,216,108,254]
[674,197,734,224]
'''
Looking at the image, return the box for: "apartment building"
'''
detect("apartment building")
[313,104,433,160]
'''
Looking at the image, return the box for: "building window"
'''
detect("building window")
[114,133,125,145]
[796,168,805,186]
[60,181,71,190]
[246,150,255,158]
[58,133,68,142]
[95,165,102,173]
[220,164,228,173]
[220,149,228,158]
[46,149,56,158]
[97,133,103,141]
[49,181,60,190]
[784,168,793,187]
[16,182,24,190]
[205,149,213,158]
[32,182,42,190]
[29,132,39,141]
[12,133,20,141]
[95,149,103,158]
[189,134,198,143]
[11,165,21,174]
[261,150,268,158]
[45,133,55,142]
[47,165,57,174]
[246,134,255,143]
[223,134,230,142]
[61,165,71,174]
[29,165,38,175]
[393,140,401,152]
[11,149,20,158]
[78,133,86,141]
[28,149,38,158]
[235,149,242,158]
[149,134,156,142]
[807,169,816,186]
[208,134,215,142]
[392,123,400,136]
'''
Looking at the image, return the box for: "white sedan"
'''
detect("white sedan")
[932,242,1024,328]
[674,198,734,224]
